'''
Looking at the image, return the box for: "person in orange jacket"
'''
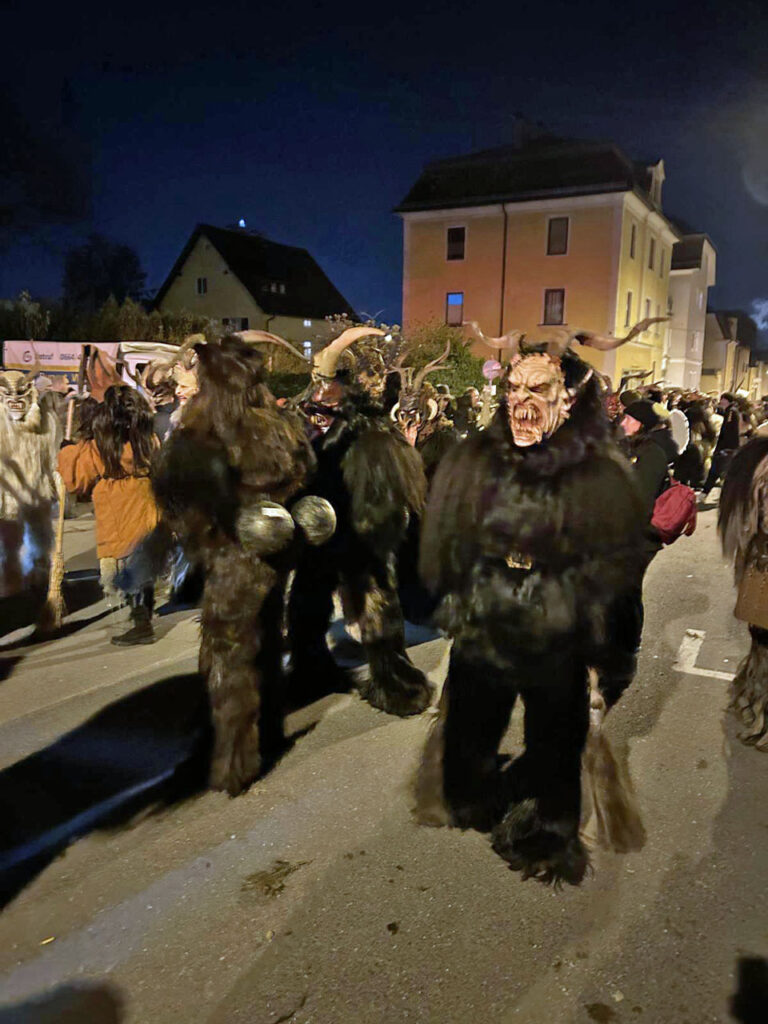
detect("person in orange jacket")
[58,385,160,645]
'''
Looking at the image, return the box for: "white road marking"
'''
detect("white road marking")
[672,628,735,681]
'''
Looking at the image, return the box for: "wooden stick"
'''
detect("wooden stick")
[38,352,87,633]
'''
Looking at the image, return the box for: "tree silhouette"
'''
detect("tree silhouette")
[62,234,147,312]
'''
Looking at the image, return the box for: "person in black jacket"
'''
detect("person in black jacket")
[702,393,741,499]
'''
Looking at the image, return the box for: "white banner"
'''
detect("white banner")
[2,341,120,373]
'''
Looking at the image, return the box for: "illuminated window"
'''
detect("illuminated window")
[648,238,656,271]
[543,288,565,325]
[547,217,569,255]
[630,223,637,259]
[303,341,313,358]
[625,291,633,327]
[303,319,312,327]
[196,277,207,295]
[446,227,465,261]
[446,292,464,325]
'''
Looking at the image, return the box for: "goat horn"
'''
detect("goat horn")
[425,398,439,422]
[25,341,42,381]
[463,321,524,355]
[569,317,670,352]
[414,340,452,390]
[313,327,385,379]
[238,330,309,364]
[389,401,401,422]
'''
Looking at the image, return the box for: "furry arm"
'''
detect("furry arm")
[341,426,427,557]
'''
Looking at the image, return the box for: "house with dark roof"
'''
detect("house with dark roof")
[667,232,717,390]
[702,310,759,396]
[154,224,356,356]
[395,135,679,384]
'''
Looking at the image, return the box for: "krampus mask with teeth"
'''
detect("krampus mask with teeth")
[465,316,669,449]
[0,366,41,429]
[236,326,386,436]
[506,352,571,447]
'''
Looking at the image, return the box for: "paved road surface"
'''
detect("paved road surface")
[0,506,765,1023]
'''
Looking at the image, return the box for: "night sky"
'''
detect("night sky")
[4,0,768,338]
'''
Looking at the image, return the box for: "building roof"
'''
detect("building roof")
[671,233,716,271]
[710,310,758,348]
[394,138,669,214]
[154,224,356,320]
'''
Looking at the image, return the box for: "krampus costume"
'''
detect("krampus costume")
[415,321,659,884]
[0,358,62,598]
[719,438,768,751]
[389,342,458,476]
[150,336,319,795]
[241,327,433,717]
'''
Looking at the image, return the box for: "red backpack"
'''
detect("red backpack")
[651,476,697,545]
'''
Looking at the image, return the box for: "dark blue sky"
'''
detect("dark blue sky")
[3,0,768,332]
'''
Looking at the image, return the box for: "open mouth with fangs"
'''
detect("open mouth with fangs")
[303,404,338,436]
[5,401,27,420]
[509,402,544,446]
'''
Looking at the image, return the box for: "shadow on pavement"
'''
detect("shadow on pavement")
[0,573,106,643]
[0,982,123,1023]
[730,956,768,1023]
[0,667,328,909]
[0,672,211,909]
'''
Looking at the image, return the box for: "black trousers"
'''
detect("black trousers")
[703,449,736,495]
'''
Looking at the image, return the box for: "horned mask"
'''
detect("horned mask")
[0,356,42,428]
[236,326,386,433]
[465,317,668,448]
[389,342,449,446]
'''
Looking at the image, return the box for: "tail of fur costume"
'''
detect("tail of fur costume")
[413,671,647,854]
[580,669,646,853]
[730,634,768,750]
[412,688,451,827]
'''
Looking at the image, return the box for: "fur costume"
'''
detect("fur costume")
[719,438,768,750]
[151,336,316,794]
[415,321,657,884]
[240,327,433,717]
[0,361,62,598]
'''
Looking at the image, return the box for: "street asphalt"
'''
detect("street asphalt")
[0,504,765,1023]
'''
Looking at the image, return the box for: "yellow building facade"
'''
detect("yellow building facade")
[155,224,356,356]
[398,144,679,387]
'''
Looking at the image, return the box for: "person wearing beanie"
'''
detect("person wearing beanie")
[620,399,678,562]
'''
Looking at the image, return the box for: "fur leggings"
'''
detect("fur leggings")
[731,626,768,751]
[199,545,284,795]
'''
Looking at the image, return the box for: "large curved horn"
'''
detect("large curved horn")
[463,321,524,356]
[313,327,385,379]
[414,341,452,391]
[570,317,670,352]
[25,341,42,380]
[389,401,401,422]
[237,330,309,364]
[424,397,439,422]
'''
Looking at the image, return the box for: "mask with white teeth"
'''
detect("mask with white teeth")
[505,353,573,448]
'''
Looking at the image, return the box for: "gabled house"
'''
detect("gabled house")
[701,311,756,395]
[154,224,356,356]
[667,233,716,390]
[395,135,679,386]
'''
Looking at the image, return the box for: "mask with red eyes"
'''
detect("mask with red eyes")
[505,353,573,447]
